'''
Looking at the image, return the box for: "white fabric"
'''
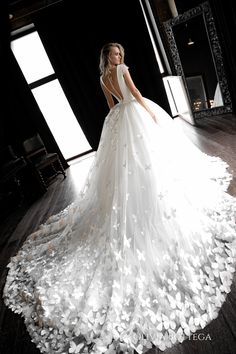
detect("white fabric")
[212,82,223,107]
[3,64,236,354]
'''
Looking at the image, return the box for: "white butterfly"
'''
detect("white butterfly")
[145,164,151,170]
[112,292,122,308]
[137,249,145,261]
[73,288,84,300]
[124,235,131,248]
[40,329,48,336]
[198,269,206,283]
[87,310,94,323]
[113,223,120,231]
[124,265,132,276]
[141,296,151,307]
[163,212,171,220]
[158,192,165,200]
[161,331,172,350]
[132,214,137,223]
[176,326,185,342]
[215,254,226,269]
[94,343,108,353]
[220,283,231,294]
[203,284,214,294]
[136,275,145,288]
[114,251,122,261]
[112,328,120,341]
[167,278,177,291]
[225,263,235,273]
[159,341,167,351]
[212,244,224,254]
[207,303,219,320]
[168,328,178,344]
[69,341,84,353]
[220,270,232,285]
[148,309,162,324]
[112,205,118,213]
[181,316,196,336]
[162,313,176,330]
[121,311,131,322]
[112,280,120,289]
[159,286,167,297]
[194,313,208,328]
[125,283,132,296]
[135,344,144,354]
[192,256,201,267]
[195,294,209,311]
[167,292,183,310]
[131,332,139,345]
[95,313,106,326]
[213,289,225,308]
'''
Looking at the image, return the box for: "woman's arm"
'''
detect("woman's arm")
[100,81,115,110]
[123,69,157,123]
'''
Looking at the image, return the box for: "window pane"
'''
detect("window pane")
[32,80,92,160]
[11,31,54,84]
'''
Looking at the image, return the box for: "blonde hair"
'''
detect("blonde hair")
[99,42,125,76]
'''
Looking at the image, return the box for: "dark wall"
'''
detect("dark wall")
[0,1,11,145]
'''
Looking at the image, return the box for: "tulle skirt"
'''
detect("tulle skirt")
[3,98,236,353]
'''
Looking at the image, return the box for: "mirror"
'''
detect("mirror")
[163,1,232,119]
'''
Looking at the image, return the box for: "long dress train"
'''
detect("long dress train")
[3,64,236,354]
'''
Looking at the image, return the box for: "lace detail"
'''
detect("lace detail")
[3,66,236,354]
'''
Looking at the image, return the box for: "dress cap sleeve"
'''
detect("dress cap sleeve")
[120,64,129,74]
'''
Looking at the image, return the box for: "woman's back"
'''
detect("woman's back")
[101,66,124,102]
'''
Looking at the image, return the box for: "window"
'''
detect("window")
[11,29,92,160]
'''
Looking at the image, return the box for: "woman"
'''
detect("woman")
[3,42,236,354]
[99,43,157,122]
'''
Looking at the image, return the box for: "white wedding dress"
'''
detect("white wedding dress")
[3,64,236,354]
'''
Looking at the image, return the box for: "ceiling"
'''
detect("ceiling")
[7,0,64,30]
[7,0,205,32]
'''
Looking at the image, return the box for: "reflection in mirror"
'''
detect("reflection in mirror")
[172,14,223,111]
[163,1,232,119]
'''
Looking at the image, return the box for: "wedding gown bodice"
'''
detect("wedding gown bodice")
[3,63,236,354]
[116,64,135,103]
[101,64,134,104]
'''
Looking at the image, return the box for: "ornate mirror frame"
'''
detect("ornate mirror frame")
[163,1,232,119]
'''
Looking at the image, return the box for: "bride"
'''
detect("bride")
[3,42,236,354]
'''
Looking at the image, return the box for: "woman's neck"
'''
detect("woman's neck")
[109,64,116,70]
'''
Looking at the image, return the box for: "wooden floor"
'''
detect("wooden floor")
[1,114,236,354]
